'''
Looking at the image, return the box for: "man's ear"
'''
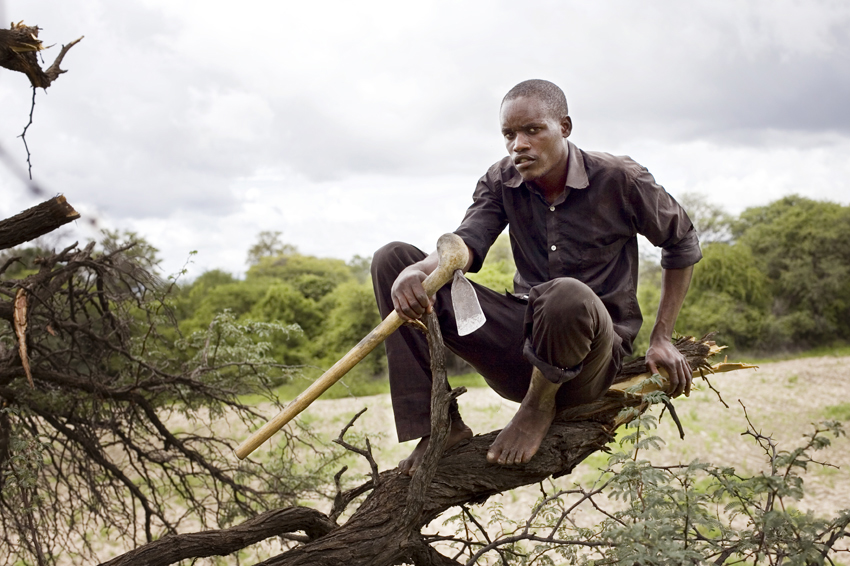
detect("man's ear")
[561,116,573,138]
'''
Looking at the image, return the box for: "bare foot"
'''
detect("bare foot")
[487,368,559,465]
[398,419,473,476]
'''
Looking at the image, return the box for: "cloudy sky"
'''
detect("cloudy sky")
[1,0,848,278]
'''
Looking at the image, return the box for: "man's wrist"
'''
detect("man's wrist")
[648,325,671,346]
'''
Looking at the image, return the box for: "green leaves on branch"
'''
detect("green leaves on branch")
[457,397,848,565]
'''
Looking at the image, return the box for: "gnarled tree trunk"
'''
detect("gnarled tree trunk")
[102,328,730,566]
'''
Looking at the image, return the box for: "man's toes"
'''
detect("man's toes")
[486,447,500,464]
[399,458,412,475]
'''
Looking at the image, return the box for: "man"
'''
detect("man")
[371,79,701,475]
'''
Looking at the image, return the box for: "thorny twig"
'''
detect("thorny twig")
[332,407,380,487]
[0,243,325,564]
[17,87,37,180]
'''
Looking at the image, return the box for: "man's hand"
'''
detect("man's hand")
[391,267,433,321]
[646,339,692,397]
[647,264,694,398]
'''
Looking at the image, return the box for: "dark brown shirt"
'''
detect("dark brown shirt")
[454,141,702,356]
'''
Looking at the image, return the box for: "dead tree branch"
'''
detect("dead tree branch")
[0,22,83,89]
[101,330,721,566]
[0,241,334,565]
[0,195,80,251]
[98,507,336,566]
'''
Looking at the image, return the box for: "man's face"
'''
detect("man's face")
[499,96,572,186]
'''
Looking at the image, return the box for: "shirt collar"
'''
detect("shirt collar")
[503,140,589,191]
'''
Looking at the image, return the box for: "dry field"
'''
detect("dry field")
[290,354,850,560]
[92,354,850,564]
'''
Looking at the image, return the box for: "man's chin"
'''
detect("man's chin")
[517,169,539,182]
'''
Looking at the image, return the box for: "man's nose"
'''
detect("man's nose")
[512,133,530,152]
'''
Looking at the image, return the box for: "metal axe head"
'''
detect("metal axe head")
[451,270,486,336]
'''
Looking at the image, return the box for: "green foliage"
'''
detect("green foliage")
[176,279,273,334]
[638,195,850,354]
[0,244,50,279]
[314,280,384,377]
[823,403,850,422]
[245,230,298,266]
[467,258,515,293]
[174,232,384,390]
[0,241,344,565]
[735,196,850,348]
[453,397,850,565]
[466,232,516,292]
[247,253,352,292]
[634,253,663,356]
[678,191,734,245]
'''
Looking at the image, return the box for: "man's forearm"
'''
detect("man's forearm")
[649,265,694,343]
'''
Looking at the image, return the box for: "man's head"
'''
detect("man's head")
[499,80,572,191]
[501,79,569,122]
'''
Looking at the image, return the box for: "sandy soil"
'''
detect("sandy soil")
[293,354,850,559]
[92,354,849,564]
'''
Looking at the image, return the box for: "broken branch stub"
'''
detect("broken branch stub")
[0,22,83,89]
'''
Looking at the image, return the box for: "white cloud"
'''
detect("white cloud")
[1,0,849,278]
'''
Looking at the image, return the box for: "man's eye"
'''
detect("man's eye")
[504,132,515,140]
[528,127,539,134]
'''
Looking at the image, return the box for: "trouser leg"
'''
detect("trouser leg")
[524,278,621,408]
[371,241,529,441]
[372,241,620,441]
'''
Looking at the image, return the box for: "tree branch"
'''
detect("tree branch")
[0,23,83,89]
[98,507,336,566]
[0,195,80,251]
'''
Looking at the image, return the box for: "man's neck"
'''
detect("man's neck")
[536,143,570,204]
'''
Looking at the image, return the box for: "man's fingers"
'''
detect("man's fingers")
[669,359,691,398]
[396,285,429,320]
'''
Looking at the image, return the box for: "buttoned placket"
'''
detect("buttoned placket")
[543,189,569,281]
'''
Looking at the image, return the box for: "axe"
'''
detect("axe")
[235,233,486,459]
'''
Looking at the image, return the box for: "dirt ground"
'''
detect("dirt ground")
[295,353,850,556]
[91,354,849,564]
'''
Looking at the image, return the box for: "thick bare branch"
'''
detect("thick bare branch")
[0,195,80,251]
[99,507,336,566]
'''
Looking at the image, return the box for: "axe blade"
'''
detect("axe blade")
[451,270,486,336]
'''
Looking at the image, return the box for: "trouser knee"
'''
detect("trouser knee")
[371,241,419,279]
[526,277,610,373]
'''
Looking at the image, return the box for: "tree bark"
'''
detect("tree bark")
[98,507,336,566]
[0,195,79,251]
[101,337,720,566]
[0,23,83,89]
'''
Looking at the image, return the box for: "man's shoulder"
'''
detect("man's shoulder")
[479,156,521,189]
[484,155,516,177]
[580,148,645,178]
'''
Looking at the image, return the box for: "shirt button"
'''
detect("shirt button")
[549,206,555,212]
[550,245,557,251]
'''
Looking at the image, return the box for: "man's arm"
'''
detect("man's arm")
[391,246,475,321]
[645,265,694,397]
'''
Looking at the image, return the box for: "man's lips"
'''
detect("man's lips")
[514,155,535,169]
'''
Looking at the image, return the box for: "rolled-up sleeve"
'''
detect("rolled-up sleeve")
[629,166,703,270]
[454,170,509,273]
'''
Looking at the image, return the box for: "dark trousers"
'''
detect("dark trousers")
[371,242,621,442]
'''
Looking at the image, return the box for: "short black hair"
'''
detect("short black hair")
[502,79,569,121]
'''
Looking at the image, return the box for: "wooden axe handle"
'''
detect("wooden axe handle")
[235,233,469,459]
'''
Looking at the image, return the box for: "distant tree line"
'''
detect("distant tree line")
[637,194,850,355]
[172,231,385,396]
[168,194,849,390]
